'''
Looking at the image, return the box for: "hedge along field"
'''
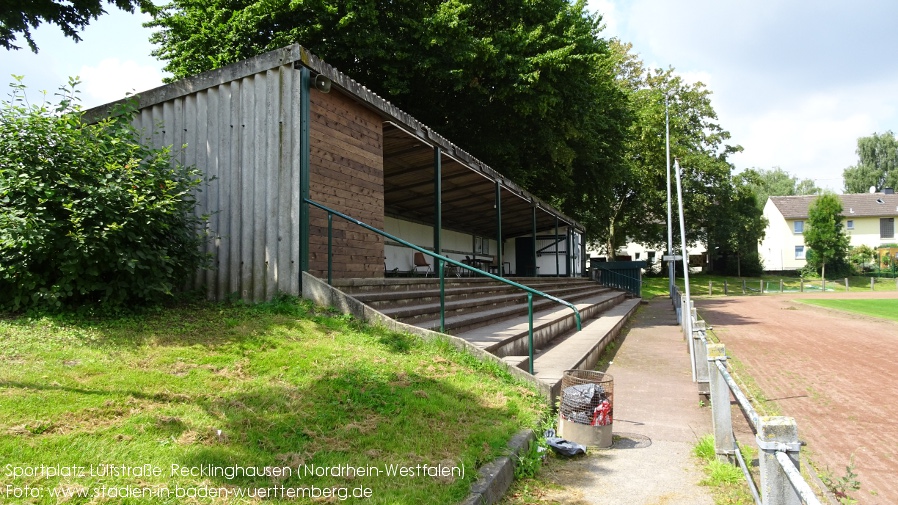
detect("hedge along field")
[0,297,548,504]
[0,77,208,313]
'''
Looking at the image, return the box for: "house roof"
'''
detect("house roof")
[769,193,898,219]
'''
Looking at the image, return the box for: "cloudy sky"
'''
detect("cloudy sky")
[2,1,897,193]
[589,0,898,192]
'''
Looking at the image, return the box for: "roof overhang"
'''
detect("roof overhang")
[85,44,584,238]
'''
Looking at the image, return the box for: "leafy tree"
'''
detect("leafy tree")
[0,0,152,52]
[593,40,741,259]
[740,167,820,210]
[0,77,208,312]
[706,175,767,276]
[843,131,898,193]
[803,193,850,279]
[147,0,631,244]
[849,245,876,273]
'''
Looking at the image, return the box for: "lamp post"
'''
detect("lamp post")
[674,158,695,381]
[666,94,675,299]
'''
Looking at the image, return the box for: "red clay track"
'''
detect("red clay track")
[695,291,898,505]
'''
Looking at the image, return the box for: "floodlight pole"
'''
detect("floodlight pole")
[666,94,675,299]
[674,158,695,381]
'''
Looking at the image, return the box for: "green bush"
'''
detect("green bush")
[0,77,208,312]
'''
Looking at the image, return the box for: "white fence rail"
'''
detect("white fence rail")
[672,287,824,505]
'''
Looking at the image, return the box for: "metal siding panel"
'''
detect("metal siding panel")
[252,73,267,302]
[228,80,242,298]
[209,85,229,301]
[265,68,280,300]
[280,66,300,296]
[240,76,255,301]
[120,64,303,302]
[196,90,217,297]
[184,93,203,290]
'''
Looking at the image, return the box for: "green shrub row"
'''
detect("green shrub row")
[0,77,208,312]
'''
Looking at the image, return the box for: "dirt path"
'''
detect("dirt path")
[695,291,898,505]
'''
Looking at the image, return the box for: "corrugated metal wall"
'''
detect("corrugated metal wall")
[133,64,302,302]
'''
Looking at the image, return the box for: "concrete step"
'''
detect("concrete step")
[332,277,597,295]
[409,285,609,332]
[532,298,642,401]
[381,284,608,323]
[454,291,627,358]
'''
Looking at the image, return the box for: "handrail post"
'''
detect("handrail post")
[707,343,734,461]
[439,259,446,333]
[527,293,534,375]
[693,321,709,390]
[758,417,801,505]
[327,212,333,285]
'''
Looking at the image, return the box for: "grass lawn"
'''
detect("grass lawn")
[797,298,898,322]
[0,297,547,504]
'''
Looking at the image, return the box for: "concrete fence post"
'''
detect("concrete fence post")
[871,277,875,291]
[780,279,783,293]
[758,417,801,505]
[694,321,709,394]
[724,279,728,296]
[742,279,746,294]
[709,281,712,296]
[800,278,804,292]
[844,277,849,291]
[707,343,734,461]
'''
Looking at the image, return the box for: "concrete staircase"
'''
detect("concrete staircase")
[331,277,640,396]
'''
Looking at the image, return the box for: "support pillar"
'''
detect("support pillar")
[707,343,734,461]
[495,181,503,277]
[554,215,560,277]
[758,417,802,505]
[531,204,537,277]
[433,146,442,257]
[299,66,311,283]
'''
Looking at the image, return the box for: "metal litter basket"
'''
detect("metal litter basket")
[557,370,614,448]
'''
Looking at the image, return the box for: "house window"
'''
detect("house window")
[846,220,854,230]
[795,246,805,260]
[635,252,641,260]
[882,218,895,239]
[793,221,804,234]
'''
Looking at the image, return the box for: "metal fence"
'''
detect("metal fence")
[703,276,898,296]
[673,287,824,505]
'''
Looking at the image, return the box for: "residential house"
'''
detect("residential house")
[759,190,898,271]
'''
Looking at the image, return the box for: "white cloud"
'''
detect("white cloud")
[78,58,163,106]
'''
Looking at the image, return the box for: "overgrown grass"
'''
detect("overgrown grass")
[692,435,755,505]
[0,297,548,504]
[798,298,898,322]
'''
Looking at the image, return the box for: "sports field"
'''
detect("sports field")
[695,292,898,505]
[798,298,898,321]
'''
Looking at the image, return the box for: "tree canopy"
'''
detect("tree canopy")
[0,0,151,52]
[843,131,898,193]
[146,1,763,260]
[148,0,630,218]
[803,192,849,279]
[590,40,744,262]
[739,167,820,210]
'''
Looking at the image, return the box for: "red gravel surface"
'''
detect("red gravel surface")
[695,291,898,505]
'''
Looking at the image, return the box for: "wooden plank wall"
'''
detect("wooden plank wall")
[309,89,385,278]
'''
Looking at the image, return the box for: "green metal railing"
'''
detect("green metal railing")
[305,198,582,374]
